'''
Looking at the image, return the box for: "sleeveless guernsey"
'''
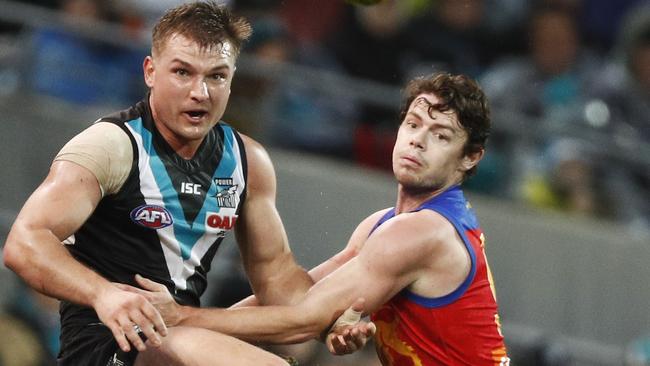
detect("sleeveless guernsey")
[370,186,509,366]
[59,99,247,330]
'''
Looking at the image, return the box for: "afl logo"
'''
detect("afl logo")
[130,205,173,229]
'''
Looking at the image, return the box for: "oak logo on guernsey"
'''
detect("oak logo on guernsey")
[130,205,173,229]
[205,213,238,231]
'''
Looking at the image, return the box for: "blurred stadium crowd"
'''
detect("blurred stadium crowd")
[0,0,649,365]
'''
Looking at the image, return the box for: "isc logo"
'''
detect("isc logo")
[130,205,174,229]
[205,212,238,230]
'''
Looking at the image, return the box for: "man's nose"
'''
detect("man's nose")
[190,79,209,101]
[409,131,426,150]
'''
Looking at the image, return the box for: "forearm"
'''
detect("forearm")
[307,248,356,283]
[4,225,111,307]
[178,303,332,344]
[247,253,313,306]
[231,252,350,309]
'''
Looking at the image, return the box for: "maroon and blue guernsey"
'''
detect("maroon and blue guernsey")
[370,186,509,366]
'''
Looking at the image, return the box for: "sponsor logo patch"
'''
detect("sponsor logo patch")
[205,212,238,231]
[130,205,173,229]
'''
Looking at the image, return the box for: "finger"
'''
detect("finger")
[337,334,346,350]
[135,274,168,292]
[326,334,337,354]
[350,328,366,349]
[365,322,377,336]
[106,320,131,353]
[129,311,161,347]
[332,336,348,355]
[141,302,168,337]
[347,327,360,347]
[113,283,151,297]
[120,316,147,352]
[350,327,359,338]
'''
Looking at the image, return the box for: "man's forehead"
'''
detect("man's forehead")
[410,94,464,131]
[159,34,235,60]
[412,94,439,109]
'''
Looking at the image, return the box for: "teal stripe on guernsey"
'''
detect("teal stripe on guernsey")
[128,119,237,260]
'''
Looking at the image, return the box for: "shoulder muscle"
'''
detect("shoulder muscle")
[54,122,132,196]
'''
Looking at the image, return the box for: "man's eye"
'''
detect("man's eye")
[175,69,188,76]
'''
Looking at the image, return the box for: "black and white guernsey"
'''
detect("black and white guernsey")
[60,99,247,328]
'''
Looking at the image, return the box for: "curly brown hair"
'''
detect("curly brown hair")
[152,1,252,57]
[399,72,491,179]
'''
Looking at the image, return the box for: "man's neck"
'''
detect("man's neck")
[394,182,459,214]
[158,127,203,160]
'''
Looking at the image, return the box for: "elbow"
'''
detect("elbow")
[3,232,36,278]
[3,237,25,273]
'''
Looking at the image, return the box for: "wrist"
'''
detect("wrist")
[175,304,192,326]
[89,282,116,309]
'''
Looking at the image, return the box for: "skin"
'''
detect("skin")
[123,93,484,357]
[4,33,355,365]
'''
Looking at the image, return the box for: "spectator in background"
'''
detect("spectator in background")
[402,0,503,79]
[590,3,650,235]
[229,15,359,157]
[480,4,604,215]
[482,5,600,117]
[324,1,411,168]
[327,0,411,87]
[578,0,647,53]
[29,0,145,106]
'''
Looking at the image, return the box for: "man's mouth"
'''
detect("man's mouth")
[402,155,422,166]
[184,110,208,120]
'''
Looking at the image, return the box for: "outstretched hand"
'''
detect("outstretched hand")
[325,298,377,355]
[113,274,182,327]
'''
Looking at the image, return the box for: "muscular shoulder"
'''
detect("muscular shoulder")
[239,134,272,171]
[383,210,455,248]
[388,210,471,296]
[368,210,461,270]
[345,208,392,254]
[238,133,276,199]
[54,122,132,196]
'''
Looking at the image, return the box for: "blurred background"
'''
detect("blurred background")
[1,0,649,365]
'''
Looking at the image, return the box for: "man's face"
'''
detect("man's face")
[392,93,473,192]
[144,34,236,145]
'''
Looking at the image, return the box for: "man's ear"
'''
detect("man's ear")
[461,148,484,173]
[143,56,155,88]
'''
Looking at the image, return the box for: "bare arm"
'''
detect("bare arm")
[230,208,389,308]
[234,135,312,305]
[3,161,166,352]
[4,161,104,303]
[173,210,442,343]
[305,209,390,283]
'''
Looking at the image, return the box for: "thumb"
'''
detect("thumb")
[336,298,365,327]
[351,297,366,314]
[364,322,377,336]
